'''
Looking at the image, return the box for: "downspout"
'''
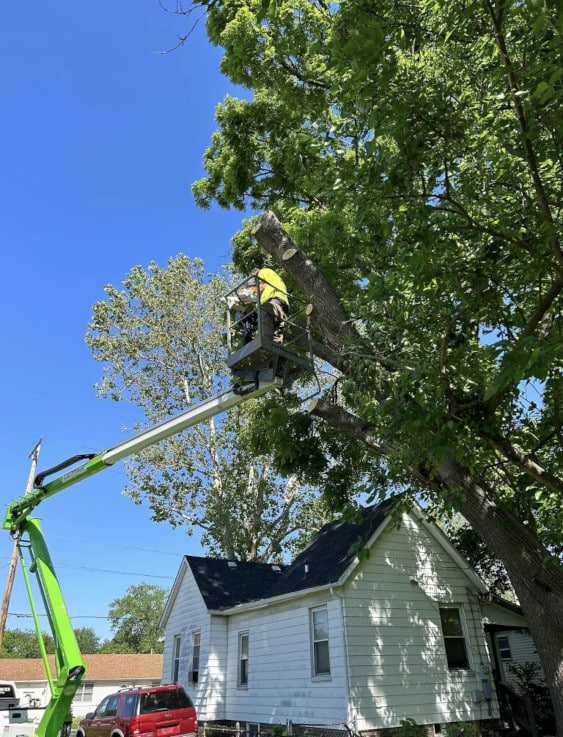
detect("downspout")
[467,589,495,719]
[330,586,354,731]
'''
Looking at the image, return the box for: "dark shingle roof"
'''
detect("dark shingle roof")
[186,556,287,610]
[187,497,394,610]
[269,496,394,597]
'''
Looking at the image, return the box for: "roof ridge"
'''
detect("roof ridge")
[185,553,286,568]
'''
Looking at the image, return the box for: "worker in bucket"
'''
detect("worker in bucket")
[251,267,289,344]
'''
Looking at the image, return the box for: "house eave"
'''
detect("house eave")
[487,593,523,615]
[209,580,345,615]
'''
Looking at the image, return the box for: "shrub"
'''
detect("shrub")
[396,719,426,737]
[444,722,479,737]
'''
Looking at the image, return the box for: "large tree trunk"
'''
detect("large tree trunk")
[436,459,563,734]
[253,210,563,736]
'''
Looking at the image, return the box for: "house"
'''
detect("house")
[480,597,553,734]
[0,653,163,719]
[160,498,532,736]
[481,596,543,690]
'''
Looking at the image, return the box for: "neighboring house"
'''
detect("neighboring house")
[481,597,554,735]
[160,498,532,736]
[492,628,544,690]
[482,597,545,692]
[0,653,163,718]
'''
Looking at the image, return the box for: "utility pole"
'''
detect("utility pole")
[0,438,42,648]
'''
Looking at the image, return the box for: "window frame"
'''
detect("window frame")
[238,631,249,688]
[497,634,512,662]
[73,682,94,703]
[310,604,331,677]
[439,605,471,670]
[189,630,201,684]
[172,634,181,684]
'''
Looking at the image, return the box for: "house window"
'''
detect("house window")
[73,682,94,702]
[172,634,181,683]
[238,632,249,687]
[310,605,331,676]
[497,635,512,661]
[439,606,470,670]
[189,630,201,684]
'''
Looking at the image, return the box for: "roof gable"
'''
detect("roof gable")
[160,557,194,628]
[175,497,486,614]
[268,496,395,597]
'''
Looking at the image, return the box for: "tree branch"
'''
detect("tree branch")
[253,211,359,351]
[486,271,563,413]
[255,210,563,497]
[252,211,412,374]
[481,432,563,496]
[484,0,563,270]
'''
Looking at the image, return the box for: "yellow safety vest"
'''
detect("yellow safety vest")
[257,268,289,306]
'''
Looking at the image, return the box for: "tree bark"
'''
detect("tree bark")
[254,210,563,735]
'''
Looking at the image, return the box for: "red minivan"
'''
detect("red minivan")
[77,685,198,737]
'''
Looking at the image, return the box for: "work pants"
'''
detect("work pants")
[260,298,288,343]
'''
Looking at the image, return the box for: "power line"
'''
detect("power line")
[7,612,110,621]
[55,563,174,579]
[47,535,184,558]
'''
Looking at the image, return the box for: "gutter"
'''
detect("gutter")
[209,581,346,616]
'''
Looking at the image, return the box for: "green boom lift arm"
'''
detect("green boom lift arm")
[3,377,283,737]
[3,276,315,737]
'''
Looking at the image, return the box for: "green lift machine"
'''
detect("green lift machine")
[2,278,314,737]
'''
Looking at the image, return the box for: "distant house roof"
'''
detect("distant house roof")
[187,497,395,611]
[0,653,163,682]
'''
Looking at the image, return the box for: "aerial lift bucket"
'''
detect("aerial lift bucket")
[225,275,315,391]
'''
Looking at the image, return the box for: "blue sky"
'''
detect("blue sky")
[1,2,250,642]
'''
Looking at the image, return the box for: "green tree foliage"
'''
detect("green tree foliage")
[74,627,102,654]
[0,629,55,658]
[106,584,167,654]
[184,0,562,728]
[86,255,329,561]
[0,627,101,657]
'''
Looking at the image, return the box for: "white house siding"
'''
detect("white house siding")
[224,593,349,728]
[160,564,216,721]
[205,615,229,721]
[501,630,539,668]
[342,512,497,731]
